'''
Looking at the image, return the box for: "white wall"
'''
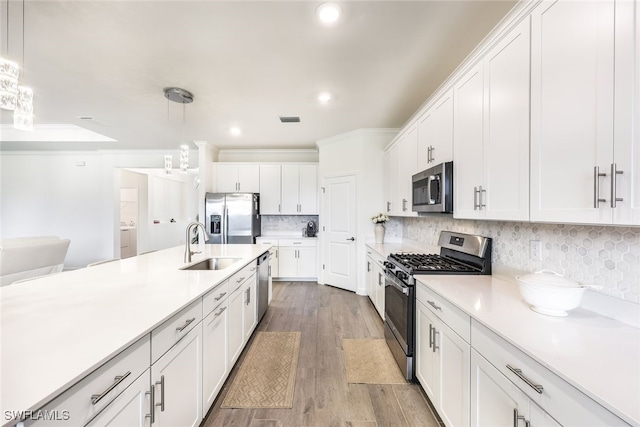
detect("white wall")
[317,129,398,294]
[218,149,318,163]
[0,150,196,269]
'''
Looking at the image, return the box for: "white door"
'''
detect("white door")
[259,165,281,214]
[323,174,357,292]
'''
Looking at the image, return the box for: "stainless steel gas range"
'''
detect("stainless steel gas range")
[383,231,492,381]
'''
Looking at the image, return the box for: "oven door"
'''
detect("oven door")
[384,271,411,354]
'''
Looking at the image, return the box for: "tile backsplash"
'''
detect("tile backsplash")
[396,216,639,304]
[261,215,319,236]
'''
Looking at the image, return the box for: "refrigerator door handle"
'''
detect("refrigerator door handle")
[223,206,228,244]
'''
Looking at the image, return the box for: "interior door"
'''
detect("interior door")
[323,174,357,292]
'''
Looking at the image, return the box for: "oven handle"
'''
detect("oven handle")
[385,273,409,295]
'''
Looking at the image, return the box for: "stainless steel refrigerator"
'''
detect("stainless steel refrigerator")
[204,193,261,244]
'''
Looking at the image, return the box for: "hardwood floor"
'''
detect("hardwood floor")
[202,281,440,427]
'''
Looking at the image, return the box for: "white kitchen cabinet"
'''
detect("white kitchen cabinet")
[215,164,260,193]
[281,164,318,214]
[383,143,398,215]
[85,370,151,427]
[397,125,418,217]
[202,301,228,415]
[525,0,640,226]
[454,17,530,221]
[417,89,454,171]
[278,239,317,279]
[365,250,385,320]
[242,276,257,342]
[151,323,202,427]
[259,164,282,214]
[228,283,245,366]
[416,300,440,403]
[256,237,279,278]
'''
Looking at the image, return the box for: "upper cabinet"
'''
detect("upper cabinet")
[454,17,531,221]
[417,89,454,171]
[530,0,639,225]
[259,165,282,214]
[384,125,418,217]
[281,164,318,215]
[215,164,260,193]
[383,143,398,215]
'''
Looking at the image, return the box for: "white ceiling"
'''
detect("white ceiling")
[0,0,516,151]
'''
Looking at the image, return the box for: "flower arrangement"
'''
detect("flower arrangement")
[371,213,389,224]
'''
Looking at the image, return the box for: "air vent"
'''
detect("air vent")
[279,116,301,123]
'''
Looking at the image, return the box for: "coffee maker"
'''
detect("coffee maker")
[305,221,317,237]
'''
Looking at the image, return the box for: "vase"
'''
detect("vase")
[374,223,385,244]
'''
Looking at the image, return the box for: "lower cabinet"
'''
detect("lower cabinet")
[228,284,245,366]
[243,276,257,342]
[278,246,316,278]
[202,301,228,415]
[150,324,203,427]
[85,370,151,427]
[365,250,385,320]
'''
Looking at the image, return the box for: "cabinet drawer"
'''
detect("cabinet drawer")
[472,320,627,426]
[256,238,279,246]
[278,238,316,247]
[151,299,202,363]
[366,249,385,267]
[203,280,229,317]
[25,335,150,427]
[228,261,257,293]
[416,281,470,343]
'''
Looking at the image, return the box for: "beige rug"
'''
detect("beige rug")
[343,339,408,384]
[221,331,301,408]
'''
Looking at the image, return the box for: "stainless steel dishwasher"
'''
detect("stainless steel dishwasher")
[257,251,270,321]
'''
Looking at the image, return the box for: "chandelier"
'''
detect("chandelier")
[163,87,193,174]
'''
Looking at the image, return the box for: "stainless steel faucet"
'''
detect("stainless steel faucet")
[184,221,208,263]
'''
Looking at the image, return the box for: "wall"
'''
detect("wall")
[261,215,319,236]
[217,149,318,163]
[399,216,640,304]
[0,150,197,268]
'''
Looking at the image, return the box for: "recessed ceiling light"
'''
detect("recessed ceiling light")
[318,92,332,103]
[230,127,241,136]
[317,3,341,25]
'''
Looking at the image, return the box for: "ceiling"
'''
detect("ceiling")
[0,0,516,151]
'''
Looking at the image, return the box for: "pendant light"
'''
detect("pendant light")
[163,87,193,174]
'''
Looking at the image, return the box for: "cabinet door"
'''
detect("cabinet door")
[216,164,239,193]
[151,324,202,427]
[228,287,245,365]
[383,145,398,214]
[365,256,375,303]
[259,165,282,214]
[298,165,318,214]
[397,125,418,216]
[530,0,615,224]
[418,90,454,171]
[243,278,257,341]
[278,247,298,278]
[374,265,385,320]
[530,402,563,427]
[297,246,317,278]
[483,18,531,221]
[281,165,300,214]
[237,165,260,193]
[85,370,151,427]
[202,302,228,414]
[270,247,279,278]
[439,322,470,427]
[415,301,440,404]
[470,349,529,427]
[453,63,484,219]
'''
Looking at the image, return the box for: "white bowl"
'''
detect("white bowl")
[515,270,595,317]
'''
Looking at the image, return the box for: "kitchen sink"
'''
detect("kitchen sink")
[180,257,242,271]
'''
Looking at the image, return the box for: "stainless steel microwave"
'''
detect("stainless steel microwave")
[412,161,453,213]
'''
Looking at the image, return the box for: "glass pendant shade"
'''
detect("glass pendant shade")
[164,154,173,174]
[180,145,189,174]
[13,86,33,130]
[0,58,19,110]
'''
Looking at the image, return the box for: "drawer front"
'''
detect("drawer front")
[151,299,202,363]
[278,238,316,247]
[416,281,470,343]
[365,247,386,266]
[229,261,257,293]
[472,320,628,426]
[256,238,279,246]
[25,335,150,427]
[203,280,229,317]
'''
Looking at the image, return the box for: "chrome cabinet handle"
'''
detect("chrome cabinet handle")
[367,261,371,272]
[347,237,355,241]
[473,186,479,210]
[90,371,131,405]
[278,203,281,213]
[433,329,439,352]
[594,166,607,207]
[245,288,251,305]
[479,185,486,209]
[386,201,391,212]
[214,292,227,301]
[611,163,624,208]
[214,306,227,318]
[402,199,407,212]
[507,365,543,394]
[155,375,165,412]
[176,317,195,332]
[378,272,382,286]
[293,242,302,244]
[236,276,245,283]
[428,324,434,349]
[427,300,442,311]
[145,386,154,423]
[513,408,530,427]
[430,146,435,163]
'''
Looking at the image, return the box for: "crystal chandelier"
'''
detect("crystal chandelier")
[163,87,193,175]
[1,0,33,130]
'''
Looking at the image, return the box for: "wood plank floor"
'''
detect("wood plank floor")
[202,281,440,427]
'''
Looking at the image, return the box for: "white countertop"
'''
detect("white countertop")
[0,244,271,422]
[365,240,640,425]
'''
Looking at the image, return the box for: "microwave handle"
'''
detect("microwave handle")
[427,175,436,203]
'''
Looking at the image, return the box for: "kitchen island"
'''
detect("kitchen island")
[0,244,271,427]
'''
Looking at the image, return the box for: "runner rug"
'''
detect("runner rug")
[343,338,408,384]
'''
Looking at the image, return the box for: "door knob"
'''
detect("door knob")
[346,237,355,241]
